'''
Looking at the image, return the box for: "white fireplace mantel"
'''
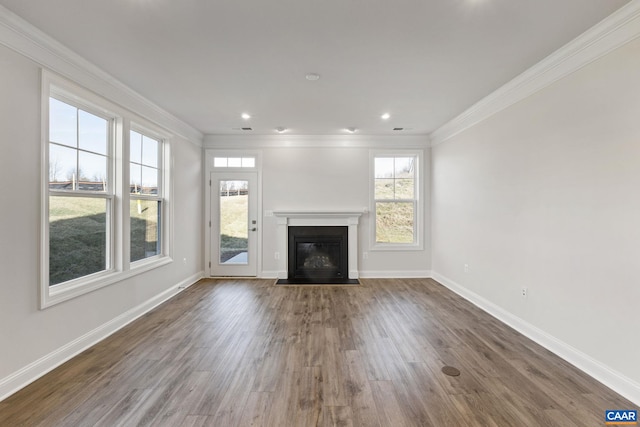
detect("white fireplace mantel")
[273,209,367,279]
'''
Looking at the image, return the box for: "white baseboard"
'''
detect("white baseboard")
[260,271,279,279]
[431,271,640,406]
[359,270,432,279]
[0,271,204,403]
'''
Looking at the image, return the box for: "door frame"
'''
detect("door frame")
[204,149,262,277]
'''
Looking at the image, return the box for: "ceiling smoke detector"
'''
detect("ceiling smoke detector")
[275,127,287,133]
[345,127,357,133]
[305,73,320,81]
[393,127,404,131]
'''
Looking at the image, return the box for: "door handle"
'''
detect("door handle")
[251,227,257,232]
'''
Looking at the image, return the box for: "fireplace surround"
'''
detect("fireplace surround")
[273,210,365,282]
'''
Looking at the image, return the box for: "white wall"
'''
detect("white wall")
[0,43,203,398]
[431,37,640,400]
[204,137,431,277]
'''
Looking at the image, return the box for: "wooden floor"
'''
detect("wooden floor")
[0,278,636,426]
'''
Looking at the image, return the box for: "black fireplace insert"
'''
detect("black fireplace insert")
[281,226,357,284]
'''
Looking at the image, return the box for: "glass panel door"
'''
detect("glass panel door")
[210,172,258,276]
[219,180,249,264]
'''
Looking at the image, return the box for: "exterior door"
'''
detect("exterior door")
[210,171,258,276]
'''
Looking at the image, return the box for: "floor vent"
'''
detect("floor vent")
[441,366,461,376]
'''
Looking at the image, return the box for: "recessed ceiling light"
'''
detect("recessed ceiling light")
[345,127,357,133]
[241,113,251,120]
[275,127,287,133]
[305,73,320,81]
[381,113,391,120]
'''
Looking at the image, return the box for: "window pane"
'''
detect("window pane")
[131,199,161,262]
[130,131,142,164]
[376,202,414,243]
[219,180,248,264]
[130,163,142,193]
[142,135,158,168]
[49,196,107,285]
[228,157,242,167]
[375,178,394,199]
[78,151,107,191]
[49,143,77,189]
[214,157,227,167]
[242,157,255,167]
[374,157,394,178]
[141,166,158,195]
[49,98,77,148]
[395,178,414,199]
[394,157,414,178]
[78,110,107,155]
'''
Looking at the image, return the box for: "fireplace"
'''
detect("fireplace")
[288,226,348,282]
[273,209,365,284]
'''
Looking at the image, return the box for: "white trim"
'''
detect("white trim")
[204,134,430,149]
[430,0,640,146]
[431,271,640,407]
[359,270,432,279]
[41,72,176,308]
[260,270,280,279]
[273,210,366,280]
[369,150,424,251]
[44,257,173,308]
[0,5,203,145]
[204,149,263,278]
[0,271,204,403]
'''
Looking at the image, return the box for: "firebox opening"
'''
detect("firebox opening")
[279,225,358,285]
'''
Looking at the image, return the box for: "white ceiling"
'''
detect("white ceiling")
[0,0,631,136]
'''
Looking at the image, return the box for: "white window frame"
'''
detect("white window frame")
[125,121,173,271]
[369,149,424,251]
[40,71,173,309]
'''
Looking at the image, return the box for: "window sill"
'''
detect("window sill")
[41,256,173,309]
[369,243,424,252]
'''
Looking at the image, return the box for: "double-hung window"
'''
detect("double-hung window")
[371,151,423,249]
[129,130,163,263]
[48,96,113,286]
[42,73,172,308]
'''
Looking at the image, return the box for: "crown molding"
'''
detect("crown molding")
[0,5,203,146]
[203,134,430,149]
[430,0,640,146]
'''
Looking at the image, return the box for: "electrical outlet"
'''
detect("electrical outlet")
[183,258,187,265]
[363,252,368,259]
[274,252,280,260]
[521,287,528,298]
[464,264,469,273]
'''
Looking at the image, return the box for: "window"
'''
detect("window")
[41,73,172,308]
[213,156,255,168]
[130,130,162,263]
[48,97,113,285]
[371,151,422,249]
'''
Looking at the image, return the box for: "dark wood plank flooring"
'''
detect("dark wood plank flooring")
[0,278,636,426]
